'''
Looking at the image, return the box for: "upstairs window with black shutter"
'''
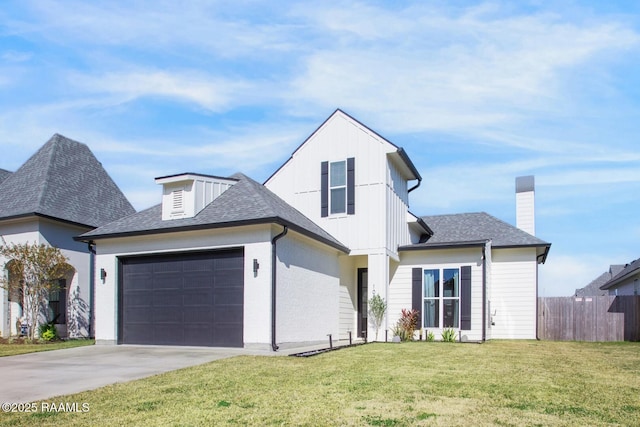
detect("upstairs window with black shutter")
[321,158,355,217]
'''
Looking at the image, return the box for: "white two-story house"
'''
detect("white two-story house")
[80,109,550,349]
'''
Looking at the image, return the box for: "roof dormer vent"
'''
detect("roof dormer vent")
[155,173,238,220]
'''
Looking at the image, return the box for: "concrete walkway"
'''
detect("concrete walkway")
[0,344,271,403]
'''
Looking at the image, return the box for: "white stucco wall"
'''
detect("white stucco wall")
[275,231,342,345]
[0,217,91,338]
[489,248,538,339]
[391,248,485,342]
[39,219,93,338]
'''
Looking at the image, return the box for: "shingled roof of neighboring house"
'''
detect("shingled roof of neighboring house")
[0,168,11,184]
[0,134,135,228]
[78,173,349,253]
[575,265,624,297]
[600,258,640,291]
[399,212,551,261]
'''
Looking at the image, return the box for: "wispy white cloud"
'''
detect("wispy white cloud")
[69,69,252,112]
[290,2,640,139]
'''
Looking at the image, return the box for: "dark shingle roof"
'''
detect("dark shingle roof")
[0,134,135,227]
[575,265,624,297]
[79,173,349,253]
[600,258,640,290]
[0,169,11,184]
[400,212,551,261]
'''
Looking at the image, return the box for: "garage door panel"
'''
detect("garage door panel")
[124,324,154,344]
[182,258,214,271]
[183,289,213,306]
[214,288,243,305]
[213,306,243,323]
[212,324,242,347]
[124,274,153,290]
[152,273,183,289]
[214,268,243,284]
[152,307,183,323]
[183,272,214,289]
[120,249,244,347]
[184,307,213,323]
[125,308,152,323]
[125,291,152,306]
[152,290,184,306]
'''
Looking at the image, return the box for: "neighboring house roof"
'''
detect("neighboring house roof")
[399,212,551,261]
[575,265,624,297]
[78,173,349,253]
[600,258,640,291]
[0,168,11,184]
[0,134,135,228]
[265,109,422,184]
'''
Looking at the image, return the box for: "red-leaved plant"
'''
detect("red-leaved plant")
[392,308,420,342]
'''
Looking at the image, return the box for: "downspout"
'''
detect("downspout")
[271,225,288,352]
[87,241,96,339]
[481,243,487,342]
[408,177,422,193]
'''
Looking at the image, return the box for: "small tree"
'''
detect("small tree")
[368,293,387,341]
[0,239,71,340]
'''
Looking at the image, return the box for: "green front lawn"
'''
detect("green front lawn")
[0,339,94,357]
[1,341,639,426]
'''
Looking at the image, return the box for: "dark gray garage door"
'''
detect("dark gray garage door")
[118,249,244,347]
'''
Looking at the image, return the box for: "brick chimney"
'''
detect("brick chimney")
[516,175,535,236]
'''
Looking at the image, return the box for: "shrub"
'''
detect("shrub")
[393,308,419,342]
[38,322,58,341]
[426,330,435,342]
[441,328,457,342]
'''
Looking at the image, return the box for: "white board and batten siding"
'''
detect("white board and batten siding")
[489,248,538,339]
[389,248,485,342]
[265,110,410,255]
[386,157,412,253]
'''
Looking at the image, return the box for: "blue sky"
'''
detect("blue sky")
[1,1,639,296]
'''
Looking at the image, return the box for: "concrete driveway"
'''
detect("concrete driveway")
[0,344,272,403]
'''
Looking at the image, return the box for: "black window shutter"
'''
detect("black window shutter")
[347,157,355,215]
[460,266,472,330]
[321,161,328,217]
[412,267,422,329]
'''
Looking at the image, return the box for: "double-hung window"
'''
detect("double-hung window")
[423,268,459,328]
[321,158,355,217]
[329,161,346,214]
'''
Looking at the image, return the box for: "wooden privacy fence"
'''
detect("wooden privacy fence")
[538,296,640,342]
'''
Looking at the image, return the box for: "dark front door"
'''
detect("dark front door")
[357,268,368,338]
[118,248,244,347]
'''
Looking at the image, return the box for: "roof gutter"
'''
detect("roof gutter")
[395,148,422,193]
[271,225,288,352]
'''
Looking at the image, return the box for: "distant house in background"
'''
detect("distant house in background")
[575,265,625,297]
[0,135,135,339]
[600,258,640,296]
